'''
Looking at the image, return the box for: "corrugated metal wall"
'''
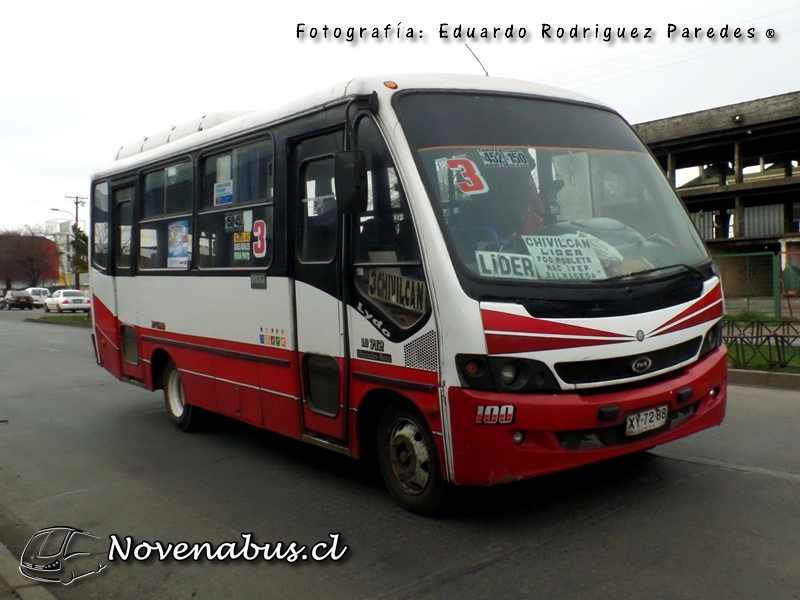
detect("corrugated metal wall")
[743,204,784,237]
[690,211,715,240]
[689,204,784,239]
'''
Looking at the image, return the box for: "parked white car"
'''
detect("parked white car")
[43,290,92,313]
[25,287,51,308]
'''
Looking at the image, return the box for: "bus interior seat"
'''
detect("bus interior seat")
[358,217,398,262]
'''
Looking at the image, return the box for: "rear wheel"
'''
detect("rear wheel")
[56,305,63,313]
[163,360,203,432]
[377,404,446,516]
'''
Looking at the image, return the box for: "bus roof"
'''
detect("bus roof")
[94,74,607,180]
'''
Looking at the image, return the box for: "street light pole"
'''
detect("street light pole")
[51,194,87,288]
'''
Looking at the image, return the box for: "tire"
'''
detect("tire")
[377,404,446,516]
[163,360,203,432]
[44,304,50,313]
[56,304,63,313]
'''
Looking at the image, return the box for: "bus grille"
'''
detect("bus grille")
[404,331,439,372]
[554,337,702,385]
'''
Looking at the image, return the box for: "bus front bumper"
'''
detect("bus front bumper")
[446,346,727,486]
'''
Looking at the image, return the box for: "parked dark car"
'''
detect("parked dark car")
[0,290,34,310]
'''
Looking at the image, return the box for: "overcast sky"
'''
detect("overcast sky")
[2,0,799,231]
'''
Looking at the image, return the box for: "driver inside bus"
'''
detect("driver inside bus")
[473,160,547,251]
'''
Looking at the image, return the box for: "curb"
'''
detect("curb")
[0,542,57,600]
[729,369,800,391]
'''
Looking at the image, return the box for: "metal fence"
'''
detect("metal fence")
[723,320,800,370]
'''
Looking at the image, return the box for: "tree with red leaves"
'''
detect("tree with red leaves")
[0,227,60,290]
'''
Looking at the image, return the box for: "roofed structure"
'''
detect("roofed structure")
[633,91,800,247]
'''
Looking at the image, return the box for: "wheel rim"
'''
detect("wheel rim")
[166,368,185,418]
[387,418,431,495]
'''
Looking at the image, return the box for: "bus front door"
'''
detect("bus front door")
[290,130,349,443]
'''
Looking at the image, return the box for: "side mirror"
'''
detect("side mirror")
[335,151,367,213]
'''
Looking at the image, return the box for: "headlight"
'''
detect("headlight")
[699,321,724,358]
[456,354,560,392]
[499,363,518,385]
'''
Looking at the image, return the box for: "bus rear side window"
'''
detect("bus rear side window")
[92,181,109,270]
[114,188,134,269]
[140,161,193,270]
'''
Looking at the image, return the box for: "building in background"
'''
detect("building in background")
[44,218,85,287]
[634,91,800,316]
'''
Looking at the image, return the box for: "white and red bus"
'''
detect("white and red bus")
[90,74,727,515]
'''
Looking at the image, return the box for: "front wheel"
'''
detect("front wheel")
[44,304,50,313]
[163,360,203,432]
[377,404,446,516]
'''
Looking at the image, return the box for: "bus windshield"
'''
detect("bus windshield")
[395,92,709,284]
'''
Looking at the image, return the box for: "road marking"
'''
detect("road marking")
[652,450,800,483]
[0,340,60,352]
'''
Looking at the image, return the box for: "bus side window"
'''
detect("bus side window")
[353,117,429,328]
[298,157,337,264]
[197,137,274,270]
[139,161,193,271]
[114,187,135,270]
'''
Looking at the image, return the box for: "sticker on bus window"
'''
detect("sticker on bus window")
[167,220,189,269]
[368,269,427,314]
[252,220,267,259]
[214,180,233,206]
[445,158,488,195]
[225,211,244,232]
[233,231,251,261]
[475,251,539,280]
[477,148,530,169]
[522,234,607,280]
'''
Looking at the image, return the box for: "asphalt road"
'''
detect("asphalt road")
[1,309,799,600]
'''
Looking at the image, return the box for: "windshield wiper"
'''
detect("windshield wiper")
[603,263,704,282]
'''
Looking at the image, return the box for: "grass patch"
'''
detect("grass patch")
[27,314,92,328]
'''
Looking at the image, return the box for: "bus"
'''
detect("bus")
[89,74,727,515]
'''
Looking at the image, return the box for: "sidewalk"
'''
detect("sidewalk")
[729,368,800,391]
[0,542,56,600]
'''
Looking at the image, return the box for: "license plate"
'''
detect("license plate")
[625,405,669,436]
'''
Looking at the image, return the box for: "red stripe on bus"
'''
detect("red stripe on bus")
[649,283,722,335]
[650,302,724,337]
[481,309,629,339]
[485,333,624,355]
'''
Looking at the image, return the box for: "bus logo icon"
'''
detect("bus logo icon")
[19,526,107,585]
[630,356,653,374]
